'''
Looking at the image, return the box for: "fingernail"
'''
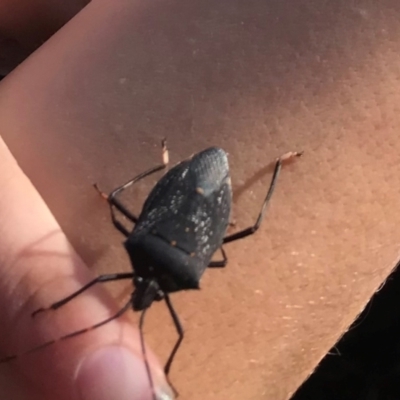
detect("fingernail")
[76,346,174,400]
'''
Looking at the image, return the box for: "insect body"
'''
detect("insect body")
[1,140,302,399]
[129,146,231,299]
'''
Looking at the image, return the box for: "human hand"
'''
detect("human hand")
[0,137,173,400]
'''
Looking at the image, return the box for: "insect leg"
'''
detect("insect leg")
[94,139,169,235]
[1,298,133,363]
[163,294,184,377]
[208,246,228,268]
[223,151,302,244]
[138,308,157,400]
[32,273,134,316]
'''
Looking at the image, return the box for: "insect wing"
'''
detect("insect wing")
[134,147,232,265]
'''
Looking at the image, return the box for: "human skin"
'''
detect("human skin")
[2,1,400,400]
[0,136,173,399]
[0,4,173,400]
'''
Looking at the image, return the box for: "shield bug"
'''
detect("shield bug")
[1,140,302,399]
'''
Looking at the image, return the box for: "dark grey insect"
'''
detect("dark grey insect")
[0,140,302,399]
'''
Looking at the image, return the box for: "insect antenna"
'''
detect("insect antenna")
[0,298,133,363]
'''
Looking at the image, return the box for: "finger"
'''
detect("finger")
[0,137,174,400]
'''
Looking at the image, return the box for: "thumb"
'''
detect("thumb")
[0,137,174,400]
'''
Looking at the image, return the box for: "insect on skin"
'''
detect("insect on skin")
[0,140,302,399]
